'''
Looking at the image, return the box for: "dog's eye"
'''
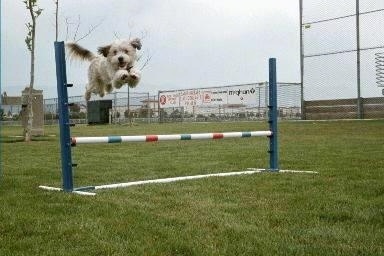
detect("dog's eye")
[113,50,117,55]
[124,50,128,54]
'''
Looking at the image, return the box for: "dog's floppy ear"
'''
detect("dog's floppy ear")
[97,44,111,57]
[130,38,142,50]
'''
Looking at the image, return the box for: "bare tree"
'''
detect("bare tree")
[53,0,102,43]
[54,0,58,41]
[23,0,43,142]
[136,29,153,70]
[64,15,103,42]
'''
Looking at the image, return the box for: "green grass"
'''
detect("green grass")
[1,120,383,255]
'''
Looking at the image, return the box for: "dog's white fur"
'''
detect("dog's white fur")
[66,38,142,101]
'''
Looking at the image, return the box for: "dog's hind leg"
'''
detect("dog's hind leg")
[84,82,93,101]
[85,89,91,101]
[105,83,113,94]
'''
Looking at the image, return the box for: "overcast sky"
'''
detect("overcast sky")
[1,0,300,99]
[2,0,383,100]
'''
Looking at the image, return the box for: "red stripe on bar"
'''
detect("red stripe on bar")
[146,135,158,142]
[70,137,76,146]
[213,133,224,139]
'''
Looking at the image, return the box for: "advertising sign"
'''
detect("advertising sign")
[159,84,263,108]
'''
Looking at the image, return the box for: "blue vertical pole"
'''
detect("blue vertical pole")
[268,58,279,171]
[54,41,73,191]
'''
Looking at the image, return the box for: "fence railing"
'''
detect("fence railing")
[304,97,384,120]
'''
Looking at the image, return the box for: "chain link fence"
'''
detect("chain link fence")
[301,0,384,119]
[40,82,302,125]
[2,84,300,126]
[44,92,156,125]
[158,82,301,123]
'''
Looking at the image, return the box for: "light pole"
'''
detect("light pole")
[356,0,362,119]
[299,0,305,120]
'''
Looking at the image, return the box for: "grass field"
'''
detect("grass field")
[1,120,383,255]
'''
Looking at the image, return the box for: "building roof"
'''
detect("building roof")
[1,96,22,105]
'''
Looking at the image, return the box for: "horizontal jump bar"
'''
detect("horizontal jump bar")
[71,131,272,145]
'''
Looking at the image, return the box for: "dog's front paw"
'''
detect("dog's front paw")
[127,69,141,88]
[114,69,129,81]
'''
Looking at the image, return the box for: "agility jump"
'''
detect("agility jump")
[39,41,281,195]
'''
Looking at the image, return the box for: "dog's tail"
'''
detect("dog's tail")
[66,42,96,62]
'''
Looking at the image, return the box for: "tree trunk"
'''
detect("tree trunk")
[55,0,58,41]
[25,1,36,142]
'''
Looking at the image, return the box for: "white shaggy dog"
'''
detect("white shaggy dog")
[66,38,142,101]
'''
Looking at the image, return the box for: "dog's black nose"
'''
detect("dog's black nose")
[118,56,124,62]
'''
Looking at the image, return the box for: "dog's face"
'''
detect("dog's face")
[97,38,142,70]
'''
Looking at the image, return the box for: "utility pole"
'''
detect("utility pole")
[356,0,363,119]
[299,0,305,120]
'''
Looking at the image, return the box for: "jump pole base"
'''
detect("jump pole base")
[246,168,318,174]
[39,185,96,196]
[40,169,318,195]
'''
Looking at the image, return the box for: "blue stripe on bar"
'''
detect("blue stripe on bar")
[181,134,191,140]
[242,132,252,137]
[108,136,122,143]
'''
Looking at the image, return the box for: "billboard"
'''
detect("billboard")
[159,83,265,108]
